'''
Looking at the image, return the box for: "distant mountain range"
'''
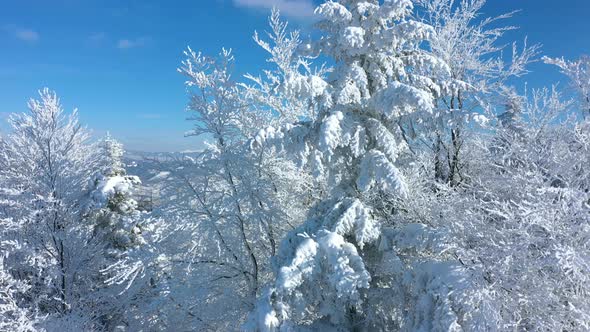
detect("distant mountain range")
[124,149,203,161]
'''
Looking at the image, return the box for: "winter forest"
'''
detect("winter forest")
[1,0,589,331]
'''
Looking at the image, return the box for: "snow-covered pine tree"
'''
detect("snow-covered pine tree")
[87,133,143,250]
[82,133,155,330]
[99,133,126,177]
[246,1,461,330]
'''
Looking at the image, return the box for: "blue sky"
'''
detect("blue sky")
[1,0,589,152]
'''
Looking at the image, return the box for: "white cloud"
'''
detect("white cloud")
[233,0,315,19]
[3,25,39,43]
[117,37,150,50]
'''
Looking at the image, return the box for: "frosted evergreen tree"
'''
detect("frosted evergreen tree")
[87,134,142,277]
[246,1,463,330]
[88,133,141,216]
[84,134,150,329]
[100,132,126,177]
